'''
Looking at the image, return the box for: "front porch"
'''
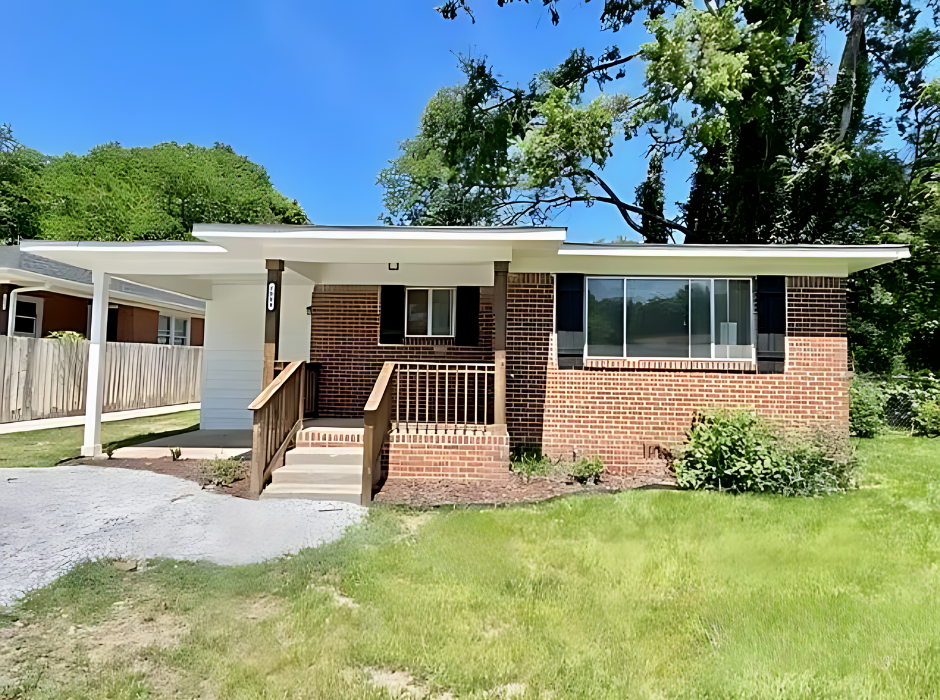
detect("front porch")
[251,358,510,505]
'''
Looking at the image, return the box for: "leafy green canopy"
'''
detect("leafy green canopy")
[0,135,306,243]
[384,0,940,373]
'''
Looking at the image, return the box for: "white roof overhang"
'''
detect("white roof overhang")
[20,226,910,300]
[0,265,205,315]
[512,243,911,277]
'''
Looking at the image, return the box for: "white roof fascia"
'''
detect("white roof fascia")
[540,243,911,276]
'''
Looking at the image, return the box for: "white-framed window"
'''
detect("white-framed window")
[405,287,455,337]
[13,295,44,338]
[157,314,189,346]
[584,277,754,360]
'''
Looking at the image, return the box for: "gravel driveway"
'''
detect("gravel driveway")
[0,465,365,607]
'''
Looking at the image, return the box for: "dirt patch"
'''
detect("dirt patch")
[373,472,675,507]
[67,456,257,500]
[0,604,188,695]
[241,595,282,621]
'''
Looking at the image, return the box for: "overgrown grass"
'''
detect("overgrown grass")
[4,435,940,699]
[0,410,200,467]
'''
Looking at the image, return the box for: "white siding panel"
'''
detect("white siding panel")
[200,283,265,430]
[279,284,313,362]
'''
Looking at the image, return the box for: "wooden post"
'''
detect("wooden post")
[263,259,284,389]
[493,261,509,425]
[81,270,111,457]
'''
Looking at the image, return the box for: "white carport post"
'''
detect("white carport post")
[81,270,111,457]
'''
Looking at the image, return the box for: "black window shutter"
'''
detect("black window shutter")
[756,276,785,373]
[379,285,405,344]
[454,286,480,346]
[556,274,584,332]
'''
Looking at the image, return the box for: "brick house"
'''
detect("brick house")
[23,228,908,504]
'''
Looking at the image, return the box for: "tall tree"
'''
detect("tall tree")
[0,136,307,243]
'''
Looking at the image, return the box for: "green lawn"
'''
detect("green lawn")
[4,434,940,699]
[0,410,200,467]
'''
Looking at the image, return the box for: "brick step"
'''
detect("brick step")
[259,484,361,505]
[297,427,364,448]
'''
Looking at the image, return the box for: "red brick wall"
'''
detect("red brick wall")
[542,337,850,477]
[787,277,847,337]
[388,428,511,480]
[506,273,554,450]
[310,285,493,416]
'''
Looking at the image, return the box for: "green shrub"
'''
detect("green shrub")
[850,376,884,438]
[46,330,85,341]
[567,456,604,484]
[201,457,248,485]
[510,449,554,481]
[672,410,856,496]
[914,400,940,438]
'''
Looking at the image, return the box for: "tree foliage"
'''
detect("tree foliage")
[380,0,940,371]
[0,135,306,243]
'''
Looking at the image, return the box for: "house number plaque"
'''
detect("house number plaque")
[267,282,276,311]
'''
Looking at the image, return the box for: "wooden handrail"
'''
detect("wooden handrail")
[362,362,396,506]
[248,360,307,495]
[248,360,304,410]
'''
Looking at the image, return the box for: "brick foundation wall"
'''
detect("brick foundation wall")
[310,286,493,416]
[388,427,511,480]
[506,273,554,450]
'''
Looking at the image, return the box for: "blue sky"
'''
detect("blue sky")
[2,1,913,242]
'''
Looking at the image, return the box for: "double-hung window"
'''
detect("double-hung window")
[585,277,753,360]
[157,315,189,345]
[405,288,455,337]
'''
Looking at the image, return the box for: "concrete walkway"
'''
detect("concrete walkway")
[111,428,252,460]
[0,403,201,435]
[0,465,365,607]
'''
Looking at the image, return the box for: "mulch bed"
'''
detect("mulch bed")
[372,472,676,507]
[66,458,676,507]
[66,456,256,500]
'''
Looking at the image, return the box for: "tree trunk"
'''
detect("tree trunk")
[836,1,868,143]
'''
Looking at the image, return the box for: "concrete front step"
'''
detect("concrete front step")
[261,444,365,502]
[285,446,363,466]
[260,483,362,505]
[272,465,362,486]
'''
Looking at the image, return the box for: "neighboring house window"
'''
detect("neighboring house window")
[157,315,189,345]
[585,277,753,360]
[405,288,455,337]
[12,296,43,338]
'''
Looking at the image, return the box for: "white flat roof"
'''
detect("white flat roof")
[20,226,910,297]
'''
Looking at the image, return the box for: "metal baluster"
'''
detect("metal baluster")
[463,367,468,433]
[483,369,488,431]
[425,364,429,432]
[406,364,410,434]
[445,365,449,434]
[435,365,439,434]
[395,364,399,433]
[474,368,478,430]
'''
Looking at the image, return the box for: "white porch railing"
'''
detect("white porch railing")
[394,362,496,434]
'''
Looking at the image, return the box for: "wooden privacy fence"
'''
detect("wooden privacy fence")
[0,336,203,424]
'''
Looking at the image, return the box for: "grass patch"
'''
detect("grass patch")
[0,410,200,467]
[4,435,940,698]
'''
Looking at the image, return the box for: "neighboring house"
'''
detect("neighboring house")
[22,227,909,504]
[0,245,205,344]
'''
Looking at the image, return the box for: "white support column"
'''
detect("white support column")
[81,270,111,457]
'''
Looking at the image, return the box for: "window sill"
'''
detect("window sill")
[584,357,757,372]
